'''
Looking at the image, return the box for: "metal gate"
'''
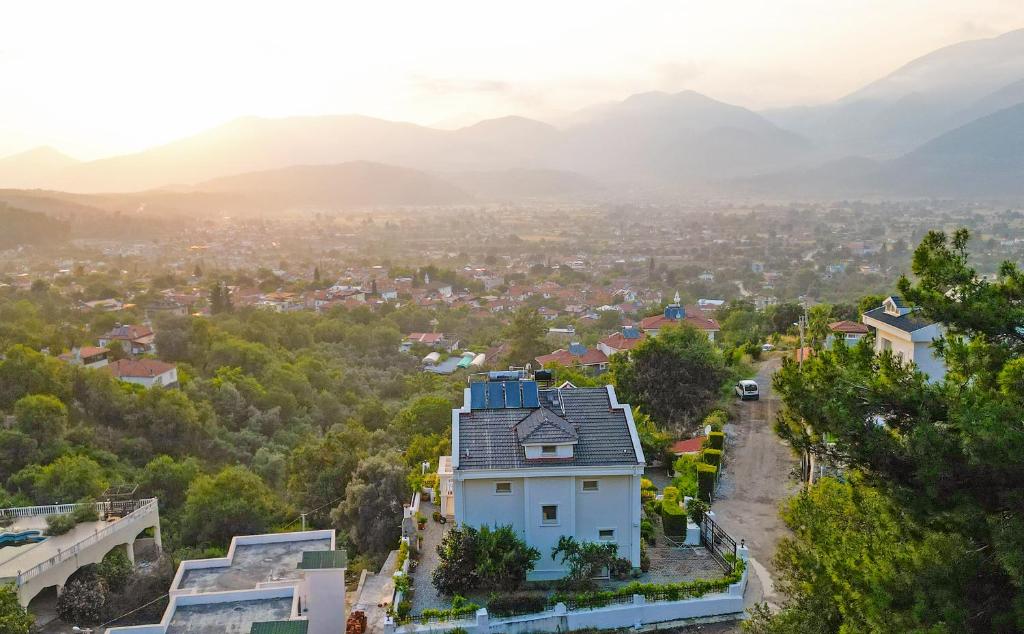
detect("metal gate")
[699,515,738,573]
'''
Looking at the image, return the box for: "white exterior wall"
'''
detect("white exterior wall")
[457,473,640,580]
[872,324,946,382]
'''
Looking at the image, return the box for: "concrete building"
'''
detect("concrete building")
[58,345,110,369]
[862,295,946,382]
[638,294,720,341]
[0,498,160,608]
[108,529,346,634]
[444,378,645,580]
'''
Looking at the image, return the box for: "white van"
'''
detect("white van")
[735,379,759,401]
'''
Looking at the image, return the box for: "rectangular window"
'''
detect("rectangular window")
[494,481,512,495]
[541,504,558,525]
[880,337,892,352]
[581,480,599,492]
[541,445,557,455]
[598,528,616,541]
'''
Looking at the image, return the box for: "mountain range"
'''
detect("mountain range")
[3,28,1024,207]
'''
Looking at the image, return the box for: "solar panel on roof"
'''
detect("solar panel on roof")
[503,381,522,408]
[521,380,540,408]
[470,382,486,409]
[487,381,505,408]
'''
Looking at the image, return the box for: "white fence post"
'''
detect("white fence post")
[475,607,489,634]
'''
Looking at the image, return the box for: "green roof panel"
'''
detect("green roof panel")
[298,549,348,570]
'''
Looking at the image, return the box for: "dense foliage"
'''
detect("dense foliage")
[760,229,1024,633]
[432,524,540,595]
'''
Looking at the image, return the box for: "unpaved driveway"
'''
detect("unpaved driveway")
[712,356,798,611]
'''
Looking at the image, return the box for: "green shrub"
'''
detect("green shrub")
[661,485,680,503]
[46,513,77,536]
[420,595,480,622]
[697,463,717,503]
[609,557,632,580]
[640,518,655,544]
[702,448,722,468]
[640,541,651,572]
[487,592,548,617]
[708,431,725,450]
[660,497,687,537]
[686,498,710,526]
[394,572,411,593]
[72,502,99,523]
[549,559,744,609]
[396,599,412,619]
[671,454,699,498]
[703,410,728,432]
[396,540,409,570]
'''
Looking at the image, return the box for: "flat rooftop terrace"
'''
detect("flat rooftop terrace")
[165,596,294,634]
[177,538,332,592]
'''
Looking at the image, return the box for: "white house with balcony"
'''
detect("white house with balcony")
[443,377,645,580]
[862,295,946,382]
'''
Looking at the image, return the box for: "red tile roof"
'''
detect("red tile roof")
[829,320,869,334]
[639,306,720,332]
[671,436,706,455]
[406,332,444,344]
[599,331,646,352]
[535,348,609,367]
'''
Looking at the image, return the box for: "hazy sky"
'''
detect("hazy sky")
[3,1,1023,159]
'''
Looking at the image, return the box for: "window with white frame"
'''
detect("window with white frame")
[598,528,616,542]
[581,479,599,492]
[541,504,559,525]
[494,481,512,495]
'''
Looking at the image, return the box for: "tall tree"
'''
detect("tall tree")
[0,583,33,633]
[331,452,407,555]
[180,466,283,547]
[765,229,1024,632]
[505,307,548,366]
[611,324,728,427]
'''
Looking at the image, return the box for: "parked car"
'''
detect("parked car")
[761,343,775,352]
[735,379,759,400]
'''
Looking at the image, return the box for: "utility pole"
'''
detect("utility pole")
[796,314,807,369]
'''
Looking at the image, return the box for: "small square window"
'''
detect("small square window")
[541,445,557,455]
[541,505,558,525]
[581,480,599,492]
[494,482,512,495]
[598,528,616,541]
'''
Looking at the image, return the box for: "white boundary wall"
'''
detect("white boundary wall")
[389,547,748,634]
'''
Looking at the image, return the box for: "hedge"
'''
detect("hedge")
[550,559,744,610]
[702,448,722,468]
[707,431,725,450]
[697,463,717,502]
[703,410,728,431]
[660,497,687,537]
[487,592,548,617]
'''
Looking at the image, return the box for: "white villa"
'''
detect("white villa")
[440,377,645,580]
[862,295,946,382]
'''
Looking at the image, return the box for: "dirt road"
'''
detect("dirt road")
[711,356,798,611]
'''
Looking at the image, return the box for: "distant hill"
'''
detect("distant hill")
[0,146,80,189]
[764,28,1024,158]
[556,90,811,183]
[0,204,70,249]
[740,103,1024,198]
[191,161,473,208]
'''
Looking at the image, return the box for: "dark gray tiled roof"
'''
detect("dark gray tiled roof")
[457,387,640,470]
[863,307,935,333]
[515,407,578,444]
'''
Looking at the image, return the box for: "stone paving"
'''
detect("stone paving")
[408,500,450,614]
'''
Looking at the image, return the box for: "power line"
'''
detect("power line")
[97,593,169,629]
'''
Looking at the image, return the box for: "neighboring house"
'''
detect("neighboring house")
[98,324,156,355]
[58,346,109,369]
[80,298,124,312]
[108,529,345,634]
[826,320,869,347]
[638,294,720,341]
[535,342,610,373]
[444,378,645,579]
[861,295,946,382]
[106,359,178,388]
[401,332,459,353]
[597,326,646,357]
